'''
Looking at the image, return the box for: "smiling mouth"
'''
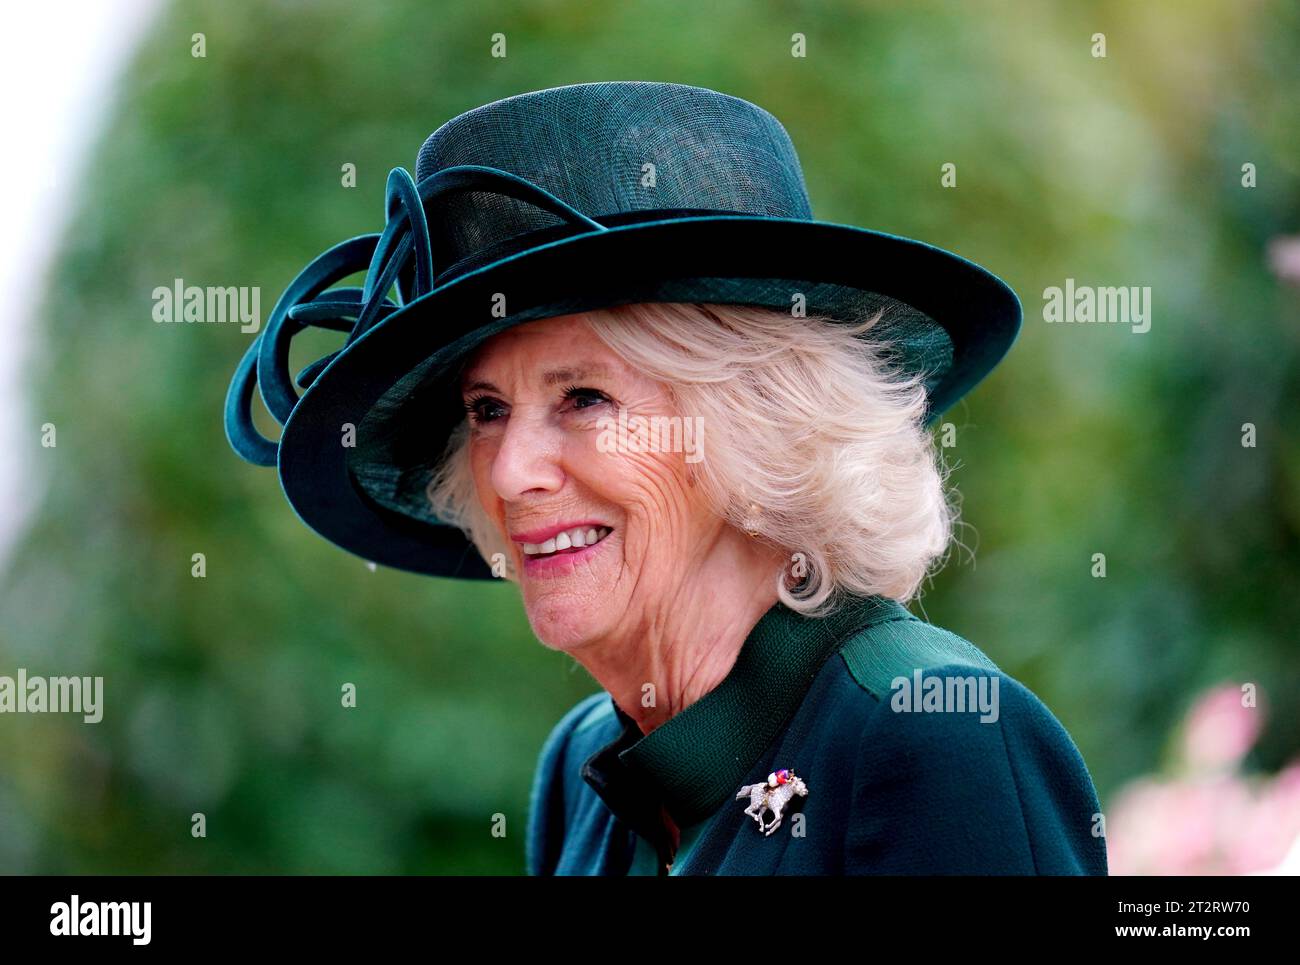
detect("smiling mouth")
[520,526,613,559]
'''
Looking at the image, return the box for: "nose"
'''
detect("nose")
[488,406,566,502]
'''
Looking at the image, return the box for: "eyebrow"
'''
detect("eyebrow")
[461,364,612,396]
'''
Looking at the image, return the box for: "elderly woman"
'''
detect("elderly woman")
[225,81,1108,876]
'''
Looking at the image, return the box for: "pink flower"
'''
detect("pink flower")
[1106,683,1299,875]
[1267,235,1300,287]
[1181,683,1263,772]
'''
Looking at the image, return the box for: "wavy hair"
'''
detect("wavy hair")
[426,301,961,615]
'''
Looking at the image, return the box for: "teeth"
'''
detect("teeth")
[521,526,611,556]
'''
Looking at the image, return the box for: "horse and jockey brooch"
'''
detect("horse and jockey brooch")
[736,768,809,836]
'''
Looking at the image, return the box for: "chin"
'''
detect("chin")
[515,529,625,649]
[522,592,607,652]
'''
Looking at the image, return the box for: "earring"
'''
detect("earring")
[743,502,762,539]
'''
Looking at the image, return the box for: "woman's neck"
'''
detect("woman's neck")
[572,538,784,735]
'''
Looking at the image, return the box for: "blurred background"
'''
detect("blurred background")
[0,0,1297,874]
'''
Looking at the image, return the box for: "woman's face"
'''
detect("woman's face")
[459,312,721,650]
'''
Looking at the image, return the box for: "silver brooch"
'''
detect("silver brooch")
[736,768,809,836]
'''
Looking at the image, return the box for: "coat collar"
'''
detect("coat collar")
[580,592,913,862]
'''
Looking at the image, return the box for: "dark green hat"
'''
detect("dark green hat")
[224,80,1021,579]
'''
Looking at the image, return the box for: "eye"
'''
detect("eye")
[562,385,611,412]
[463,394,507,424]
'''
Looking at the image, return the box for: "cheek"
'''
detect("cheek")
[468,439,501,512]
[578,443,701,528]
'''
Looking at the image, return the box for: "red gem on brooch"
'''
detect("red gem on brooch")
[738,768,810,836]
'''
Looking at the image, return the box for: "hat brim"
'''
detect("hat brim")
[274,214,1021,578]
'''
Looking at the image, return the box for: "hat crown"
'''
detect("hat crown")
[413,81,813,280]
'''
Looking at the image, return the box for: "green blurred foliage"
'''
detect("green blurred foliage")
[1,0,1297,872]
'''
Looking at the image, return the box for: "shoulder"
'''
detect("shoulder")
[836,603,1001,699]
[832,611,1108,874]
[525,692,616,876]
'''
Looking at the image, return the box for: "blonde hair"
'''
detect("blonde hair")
[426,301,961,615]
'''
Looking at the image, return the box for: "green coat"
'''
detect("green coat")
[526,593,1109,875]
